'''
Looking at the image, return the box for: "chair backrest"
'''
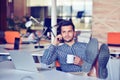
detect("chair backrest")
[107,32,120,46]
[55,60,62,71]
[4,31,21,44]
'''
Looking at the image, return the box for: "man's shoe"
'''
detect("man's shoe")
[98,44,110,79]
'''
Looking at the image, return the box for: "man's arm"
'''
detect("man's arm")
[41,44,58,65]
[74,56,92,72]
[41,34,62,65]
[41,35,62,65]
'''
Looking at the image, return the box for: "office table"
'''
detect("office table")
[0,68,101,80]
[0,58,120,80]
[0,43,49,59]
[0,44,44,65]
[0,44,120,80]
[0,43,53,68]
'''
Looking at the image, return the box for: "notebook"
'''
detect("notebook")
[9,51,51,72]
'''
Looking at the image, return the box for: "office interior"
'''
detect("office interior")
[0,0,120,80]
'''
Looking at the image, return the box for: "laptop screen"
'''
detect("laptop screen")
[9,51,38,72]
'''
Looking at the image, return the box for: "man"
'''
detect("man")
[41,20,109,79]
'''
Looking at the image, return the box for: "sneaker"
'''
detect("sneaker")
[98,44,110,79]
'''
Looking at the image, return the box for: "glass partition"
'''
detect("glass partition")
[28,0,92,30]
[47,0,92,30]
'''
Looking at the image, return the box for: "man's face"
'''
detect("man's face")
[61,25,75,42]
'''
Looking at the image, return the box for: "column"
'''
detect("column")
[51,0,57,43]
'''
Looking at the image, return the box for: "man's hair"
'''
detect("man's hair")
[57,20,75,34]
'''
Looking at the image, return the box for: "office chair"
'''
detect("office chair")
[4,31,21,44]
[55,60,62,71]
[107,32,120,46]
[107,32,120,58]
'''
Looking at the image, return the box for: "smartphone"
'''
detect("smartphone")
[57,37,64,43]
[14,38,20,50]
[57,29,64,43]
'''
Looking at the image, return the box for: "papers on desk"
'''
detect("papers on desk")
[22,37,37,44]
[0,49,11,61]
[0,49,9,55]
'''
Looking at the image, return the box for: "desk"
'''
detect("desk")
[0,44,120,80]
[0,69,100,80]
[0,43,49,56]
[0,43,53,68]
[0,58,120,80]
[0,43,50,62]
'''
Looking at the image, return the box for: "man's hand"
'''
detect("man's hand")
[52,34,63,46]
[74,56,83,66]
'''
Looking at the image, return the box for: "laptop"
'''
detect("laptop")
[9,51,51,72]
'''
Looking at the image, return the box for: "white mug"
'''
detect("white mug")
[66,54,75,64]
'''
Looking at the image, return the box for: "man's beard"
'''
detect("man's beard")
[64,37,74,43]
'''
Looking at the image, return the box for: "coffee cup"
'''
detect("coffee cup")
[66,54,75,64]
[14,37,20,50]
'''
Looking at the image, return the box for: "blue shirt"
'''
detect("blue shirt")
[41,41,91,72]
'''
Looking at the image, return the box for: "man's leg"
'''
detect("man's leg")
[85,38,99,67]
[83,38,98,72]
[97,44,110,79]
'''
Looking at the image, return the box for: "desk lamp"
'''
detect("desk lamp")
[25,19,47,49]
[34,27,47,48]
